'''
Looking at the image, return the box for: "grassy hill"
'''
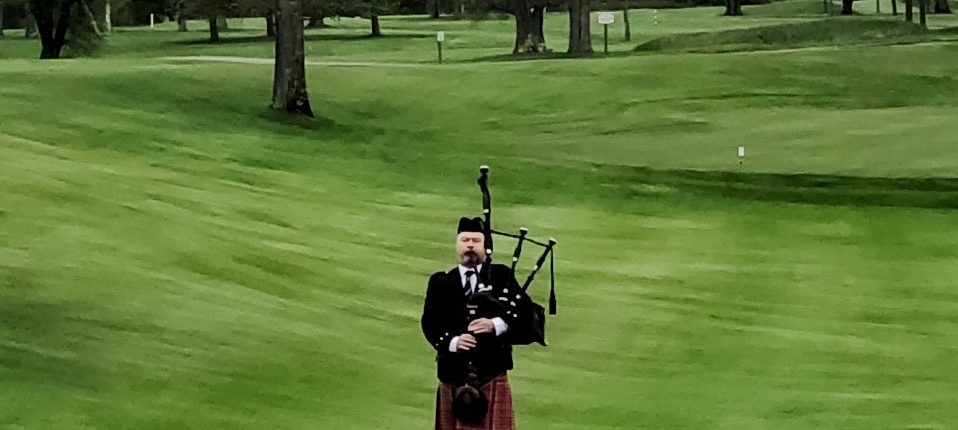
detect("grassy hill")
[2,7,958,430]
[635,19,932,52]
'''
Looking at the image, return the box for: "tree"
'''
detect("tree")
[919,0,927,26]
[2,0,38,37]
[173,0,186,31]
[457,0,547,53]
[104,0,111,32]
[724,0,742,16]
[31,0,77,58]
[906,0,913,21]
[841,0,852,14]
[28,0,100,58]
[266,6,275,36]
[207,15,218,39]
[623,1,630,42]
[273,0,313,117]
[892,0,898,15]
[567,0,591,54]
[934,0,950,12]
[185,0,235,41]
[504,0,547,54]
[349,0,396,37]
[78,0,101,35]
[304,0,346,28]
[25,4,39,37]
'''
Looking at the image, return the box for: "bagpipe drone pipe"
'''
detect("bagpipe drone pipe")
[472,165,557,347]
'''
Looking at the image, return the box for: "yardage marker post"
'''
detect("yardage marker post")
[436,31,445,64]
[597,12,615,55]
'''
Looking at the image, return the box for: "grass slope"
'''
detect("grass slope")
[635,18,930,52]
[2,7,958,430]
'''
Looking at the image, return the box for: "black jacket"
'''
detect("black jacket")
[421,263,538,384]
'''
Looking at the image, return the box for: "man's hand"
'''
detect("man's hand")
[457,333,477,351]
[468,318,495,334]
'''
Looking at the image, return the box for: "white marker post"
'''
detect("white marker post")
[436,31,445,64]
[150,13,155,29]
[653,10,659,26]
[738,146,746,164]
[597,12,615,55]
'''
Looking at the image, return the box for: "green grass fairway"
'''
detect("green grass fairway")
[2,3,958,429]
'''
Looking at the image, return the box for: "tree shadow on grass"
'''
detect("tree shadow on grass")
[464,50,637,64]
[597,163,958,210]
[174,32,433,46]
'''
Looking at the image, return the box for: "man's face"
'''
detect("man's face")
[457,232,486,267]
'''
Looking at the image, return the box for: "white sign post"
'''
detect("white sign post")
[436,31,445,64]
[738,146,746,164]
[150,13,155,29]
[597,12,615,55]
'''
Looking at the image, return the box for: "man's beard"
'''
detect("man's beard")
[460,250,481,267]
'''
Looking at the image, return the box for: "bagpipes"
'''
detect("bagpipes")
[476,165,557,323]
[454,165,559,424]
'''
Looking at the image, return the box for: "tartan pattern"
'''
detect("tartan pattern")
[435,374,516,430]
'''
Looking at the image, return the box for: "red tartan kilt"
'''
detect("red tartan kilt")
[435,374,515,430]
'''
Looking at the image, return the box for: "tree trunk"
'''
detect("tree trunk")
[273,0,313,117]
[216,15,228,30]
[208,15,219,42]
[934,0,951,12]
[532,5,545,50]
[623,4,631,41]
[906,0,913,21]
[842,0,854,14]
[25,9,39,38]
[0,2,5,38]
[266,11,276,37]
[919,0,928,26]
[567,0,592,54]
[307,15,327,27]
[876,0,881,13]
[511,1,545,54]
[430,0,440,18]
[370,14,380,36]
[453,0,463,18]
[79,0,101,35]
[725,0,743,15]
[892,0,898,14]
[177,14,187,31]
[104,0,111,32]
[37,0,76,59]
[25,15,38,37]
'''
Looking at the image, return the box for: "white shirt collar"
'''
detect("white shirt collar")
[458,264,482,282]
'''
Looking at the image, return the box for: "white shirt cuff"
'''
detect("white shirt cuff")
[448,336,460,352]
[492,317,508,336]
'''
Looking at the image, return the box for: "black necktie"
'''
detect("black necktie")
[464,270,475,296]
